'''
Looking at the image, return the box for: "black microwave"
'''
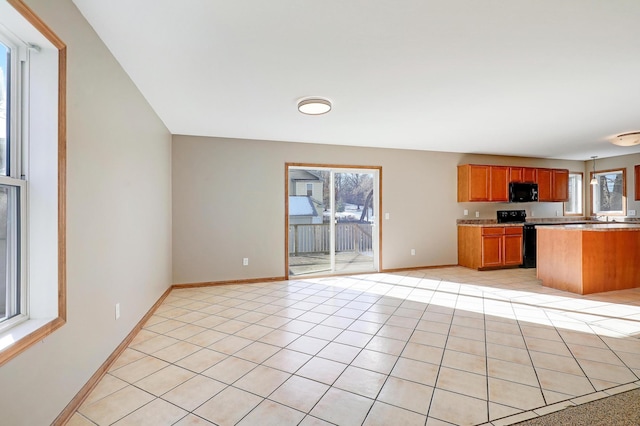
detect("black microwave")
[509,182,538,202]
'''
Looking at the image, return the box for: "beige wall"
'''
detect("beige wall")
[172,136,590,284]
[0,1,172,424]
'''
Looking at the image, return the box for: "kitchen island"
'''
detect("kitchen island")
[537,223,640,294]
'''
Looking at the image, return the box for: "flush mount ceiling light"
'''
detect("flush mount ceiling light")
[611,131,640,147]
[297,97,332,115]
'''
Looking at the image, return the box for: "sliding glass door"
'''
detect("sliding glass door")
[287,165,379,277]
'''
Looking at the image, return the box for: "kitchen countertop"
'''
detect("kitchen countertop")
[457,218,640,227]
[537,223,640,231]
[457,222,524,228]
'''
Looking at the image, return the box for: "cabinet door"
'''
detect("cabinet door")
[635,165,640,201]
[481,233,503,267]
[523,168,537,182]
[468,165,490,201]
[503,229,523,266]
[510,167,524,183]
[489,166,509,201]
[458,165,491,201]
[537,168,553,201]
[552,169,569,201]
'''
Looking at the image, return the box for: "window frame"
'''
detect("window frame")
[0,29,28,331]
[0,0,66,367]
[563,172,583,216]
[590,168,626,217]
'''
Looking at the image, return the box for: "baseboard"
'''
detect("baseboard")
[52,287,173,426]
[172,276,287,288]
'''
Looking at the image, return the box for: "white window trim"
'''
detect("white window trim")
[0,0,66,367]
[591,168,627,217]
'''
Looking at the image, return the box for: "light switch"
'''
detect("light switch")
[385,213,390,220]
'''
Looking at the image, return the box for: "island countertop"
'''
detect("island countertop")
[537,225,640,294]
[535,223,640,231]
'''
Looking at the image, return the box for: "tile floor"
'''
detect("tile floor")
[68,267,640,426]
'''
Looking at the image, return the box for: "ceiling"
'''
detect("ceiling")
[71,0,640,161]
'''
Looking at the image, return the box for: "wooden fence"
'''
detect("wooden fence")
[289,223,373,255]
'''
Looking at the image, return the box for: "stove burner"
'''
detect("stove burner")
[497,210,527,223]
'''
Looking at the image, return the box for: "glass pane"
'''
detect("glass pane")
[593,171,624,214]
[565,173,582,214]
[0,42,8,176]
[288,169,331,276]
[0,185,19,322]
[334,172,375,274]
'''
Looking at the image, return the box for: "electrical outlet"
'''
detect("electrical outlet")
[629,210,636,216]
[411,249,416,256]
[475,211,480,218]
[115,303,120,320]
[463,209,469,216]
[242,258,249,266]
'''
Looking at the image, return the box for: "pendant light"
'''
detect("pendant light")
[590,156,598,185]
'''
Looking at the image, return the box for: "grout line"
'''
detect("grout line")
[74,268,640,426]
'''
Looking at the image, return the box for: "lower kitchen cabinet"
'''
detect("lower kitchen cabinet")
[458,226,523,270]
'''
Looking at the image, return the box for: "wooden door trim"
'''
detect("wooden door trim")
[285,163,383,279]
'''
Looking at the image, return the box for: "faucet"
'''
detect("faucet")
[593,215,609,222]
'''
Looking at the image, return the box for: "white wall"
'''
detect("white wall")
[0,1,172,424]
[172,136,589,284]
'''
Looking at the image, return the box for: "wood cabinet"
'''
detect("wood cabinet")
[489,166,509,202]
[503,228,524,266]
[537,225,640,294]
[538,168,569,202]
[635,165,640,201]
[509,167,537,183]
[458,164,569,203]
[458,226,523,270]
[537,168,553,201]
[457,165,508,202]
[552,169,569,201]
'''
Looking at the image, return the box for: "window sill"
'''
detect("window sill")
[0,316,65,367]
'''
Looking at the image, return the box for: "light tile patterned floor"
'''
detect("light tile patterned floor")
[69,267,640,426]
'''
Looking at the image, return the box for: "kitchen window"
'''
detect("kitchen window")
[591,168,626,216]
[564,172,583,216]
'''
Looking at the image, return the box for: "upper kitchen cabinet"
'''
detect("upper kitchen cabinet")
[538,168,569,202]
[458,164,569,203]
[509,167,537,183]
[458,165,508,202]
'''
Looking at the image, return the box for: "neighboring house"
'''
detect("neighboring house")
[289,169,324,223]
[288,196,319,225]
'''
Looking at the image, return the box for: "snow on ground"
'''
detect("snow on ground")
[323,203,375,222]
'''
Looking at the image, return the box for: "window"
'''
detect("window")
[0,31,26,328]
[564,172,583,216]
[306,183,313,197]
[0,0,66,367]
[591,168,626,216]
